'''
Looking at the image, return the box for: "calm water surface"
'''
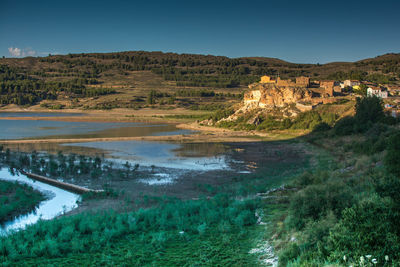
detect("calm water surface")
[0,113,249,234]
[0,168,80,235]
[64,141,229,171]
[0,119,192,140]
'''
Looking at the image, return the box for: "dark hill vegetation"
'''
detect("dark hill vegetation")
[0,51,399,108]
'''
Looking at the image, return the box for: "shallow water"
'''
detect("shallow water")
[0,119,192,140]
[0,168,80,235]
[64,140,229,171]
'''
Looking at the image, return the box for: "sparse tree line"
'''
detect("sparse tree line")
[328,70,397,83]
[0,148,140,182]
[146,89,243,105]
[0,65,116,105]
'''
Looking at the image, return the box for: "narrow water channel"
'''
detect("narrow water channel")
[0,168,80,235]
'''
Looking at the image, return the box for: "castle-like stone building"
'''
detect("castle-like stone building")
[259,75,333,96]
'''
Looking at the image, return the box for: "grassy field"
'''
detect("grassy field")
[0,139,313,266]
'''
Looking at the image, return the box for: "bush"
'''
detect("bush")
[288,181,353,230]
[279,243,301,267]
[291,111,322,130]
[373,171,400,203]
[320,112,337,126]
[385,132,400,177]
[354,96,384,125]
[301,212,337,255]
[327,196,400,263]
[209,107,235,122]
[333,116,356,136]
[312,122,331,132]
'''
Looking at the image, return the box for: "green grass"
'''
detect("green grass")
[0,196,260,264]
[6,229,258,266]
[0,180,45,223]
[0,140,315,266]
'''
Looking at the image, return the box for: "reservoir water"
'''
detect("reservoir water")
[0,168,80,235]
[0,113,254,233]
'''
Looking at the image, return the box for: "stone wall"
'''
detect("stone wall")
[320,80,335,96]
[296,76,310,87]
[276,77,296,87]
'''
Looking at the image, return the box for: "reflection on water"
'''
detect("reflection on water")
[0,168,80,235]
[0,119,192,140]
[140,173,177,185]
[64,141,229,171]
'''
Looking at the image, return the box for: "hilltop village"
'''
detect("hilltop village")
[242,75,400,116]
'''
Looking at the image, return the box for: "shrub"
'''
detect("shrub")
[312,122,331,132]
[279,243,301,267]
[209,107,235,122]
[301,212,337,255]
[327,196,400,263]
[288,181,353,230]
[320,112,337,126]
[373,171,400,203]
[384,132,400,177]
[333,116,356,136]
[354,96,384,125]
[291,111,322,130]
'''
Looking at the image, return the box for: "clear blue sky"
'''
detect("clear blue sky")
[0,0,399,63]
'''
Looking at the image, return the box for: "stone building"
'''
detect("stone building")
[343,80,360,88]
[276,77,295,87]
[320,80,335,96]
[260,75,276,84]
[295,76,310,87]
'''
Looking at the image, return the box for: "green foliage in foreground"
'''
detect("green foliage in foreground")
[385,132,400,177]
[0,195,259,265]
[0,179,45,223]
[274,113,400,266]
[0,145,310,266]
[334,96,398,136]
[279,167,400,266]
[216,109,338,132]
[6,229,257,266]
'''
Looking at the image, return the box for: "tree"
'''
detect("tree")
[354,96,384,125]
[384,132,400,177]
[147,90,156,105]
[353,84,367,96]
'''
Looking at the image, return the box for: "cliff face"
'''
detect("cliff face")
[244,83,313,109]
[218,83,313,123]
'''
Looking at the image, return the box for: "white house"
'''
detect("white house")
[343,80,360,88]
[367,86,388,98]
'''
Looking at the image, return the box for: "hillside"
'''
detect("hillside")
[0,51,399,110]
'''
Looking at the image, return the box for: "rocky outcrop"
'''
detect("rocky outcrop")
[244,83,313,109]
[219,83,313,123]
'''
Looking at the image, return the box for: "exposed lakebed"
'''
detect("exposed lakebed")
[0,112,305,233]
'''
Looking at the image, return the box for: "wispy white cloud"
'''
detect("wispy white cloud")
[8,47,21,57]
[8,47,37,57]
